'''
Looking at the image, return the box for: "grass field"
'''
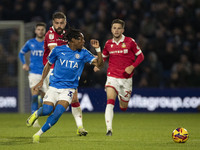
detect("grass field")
[0,113,200,150]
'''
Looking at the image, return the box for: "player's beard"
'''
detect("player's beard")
[55,27,63,35]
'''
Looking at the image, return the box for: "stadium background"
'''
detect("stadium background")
[0,0,200,113]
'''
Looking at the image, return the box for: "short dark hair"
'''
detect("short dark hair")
[52,12,66,20]
[35,22,46,28]
[111,19,125,28]
[63,28,81,42]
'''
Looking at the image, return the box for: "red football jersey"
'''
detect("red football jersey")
[102,35,143,79]
[43,26,67,68]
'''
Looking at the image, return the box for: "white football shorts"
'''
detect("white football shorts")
[105,76,132,102]
[43,86,75,105]
[28,73,47,92]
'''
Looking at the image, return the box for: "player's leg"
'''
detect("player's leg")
[118,78,132,112]
[31,87,39,114]
[30,88,41,127]
[119,99,129,111]
[38,90,45,107]
[26,87,57,127]
[26,101,54,127]
[33,88,74,143]
[71,89,87,136]
[28,73,42,127]
[105,87,117,136]
[33,100,69,143]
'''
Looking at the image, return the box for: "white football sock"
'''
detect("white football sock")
[105,104,114,132]
[72,106,83,128]
[35,129,43,136]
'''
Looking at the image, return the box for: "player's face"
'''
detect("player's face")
[53,18,67,34]
[111,23,124,39]
[35,26,46,38]
[74,33,85,50]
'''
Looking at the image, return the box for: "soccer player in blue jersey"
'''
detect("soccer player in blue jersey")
[19,22,47,127]
[26,28,103,143]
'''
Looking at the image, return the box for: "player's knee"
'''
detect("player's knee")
[43,104,53,116]
[120,107,128,112]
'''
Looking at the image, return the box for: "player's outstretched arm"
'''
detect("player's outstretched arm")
[33,62,51,92]
[90,39,104,68]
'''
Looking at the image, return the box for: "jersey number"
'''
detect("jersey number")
[68,91,73,98]
[124,91,132,97]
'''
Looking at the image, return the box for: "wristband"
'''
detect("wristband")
[95,47,101,52]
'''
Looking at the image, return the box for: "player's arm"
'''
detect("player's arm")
[125,44,144,74]
[90,39,104,68]
[19,42,30,71]
[33,62,52,91]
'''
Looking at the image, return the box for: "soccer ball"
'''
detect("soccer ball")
[172,127,189,143]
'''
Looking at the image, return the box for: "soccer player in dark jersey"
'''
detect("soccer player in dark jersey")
[26,28,103,143]
[102,19,144,136]
[19,22,47,127]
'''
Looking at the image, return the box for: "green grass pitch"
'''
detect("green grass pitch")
[0,113,200,150]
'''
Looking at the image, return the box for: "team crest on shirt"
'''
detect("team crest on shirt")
[122,43,126,48]
[111,44,113,48]
[75,53,80,59]
[49,34,54,39]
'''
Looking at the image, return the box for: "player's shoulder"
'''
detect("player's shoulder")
[124,36,136,43]
[45,29,52,37]
[54,45,66,50]
[105,39,113,45]
[81,48,93,55]
[26,38,36,44]
[27,38,36,42]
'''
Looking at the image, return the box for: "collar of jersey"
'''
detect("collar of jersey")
[112,34,125,45]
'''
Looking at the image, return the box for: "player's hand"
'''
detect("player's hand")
[22,64,29,71]
[90,39,100,48]
[33,80,43,92]
[125,65,135,74]
[93,66,100,72]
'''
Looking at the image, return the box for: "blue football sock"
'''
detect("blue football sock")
[37,104,53,117]
[31,95,38,114]
[41,104,66,133]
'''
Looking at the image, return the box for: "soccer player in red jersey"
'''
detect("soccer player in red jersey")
[102,19,144,136]
[43,12,87,136]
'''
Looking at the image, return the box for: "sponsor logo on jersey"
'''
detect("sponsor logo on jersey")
[60,59,78,68]
[122,43,126,48]
[124,49,128,54]
[31,50,43,56]
[75,54,80,59]
[110,49,128,54]
[49,34,54,39]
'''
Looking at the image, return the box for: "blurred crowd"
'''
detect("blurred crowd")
[0,0,200,88]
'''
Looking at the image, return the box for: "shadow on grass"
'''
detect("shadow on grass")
[0,135,70,145]
[0,136,33,145]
